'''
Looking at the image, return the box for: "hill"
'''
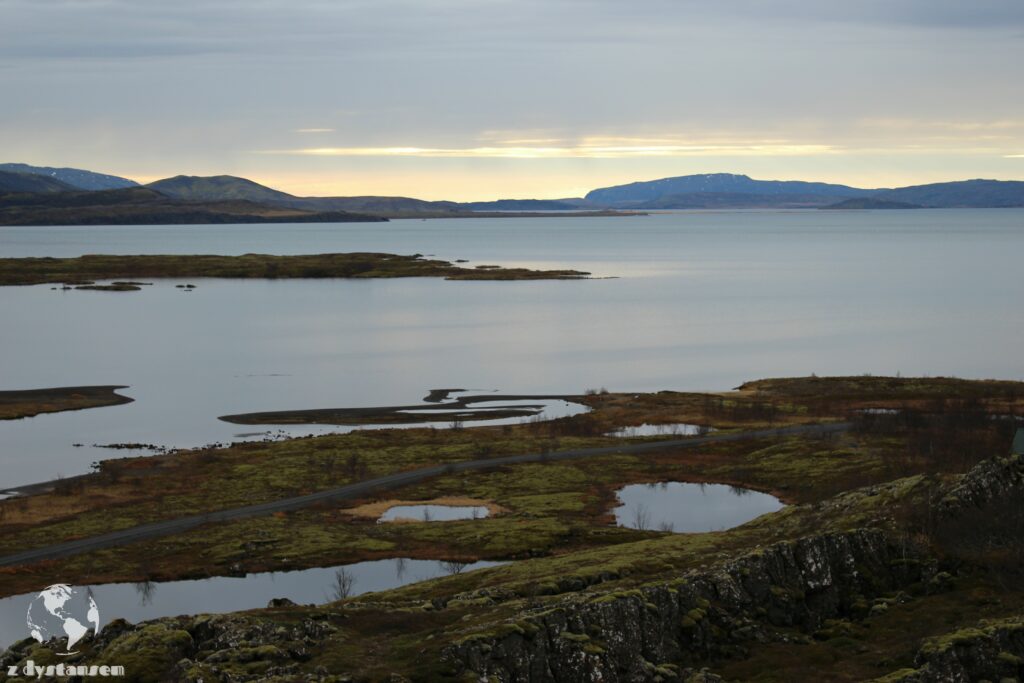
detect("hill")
[459,198,588,211]
[585,173,876,207]
[581,173,1024,209]
[0,163,137,191]
[147,175,293,203]
[0,187,385,225]
[148,175,465,216]
[822,197,922,210]
[637,191,854,209]
[876,179,1024,208]
[0,170,76,194]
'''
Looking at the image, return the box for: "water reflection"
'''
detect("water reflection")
[613,481,783,533]
[0,557,501,649]
[4,210,1023,488]
[132,581,155,607]
[378,504,490,523]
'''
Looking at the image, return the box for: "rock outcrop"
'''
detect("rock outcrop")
[874,618,1024,682]
[444,529,931,682]
[0,613,339,683]
[936,453,1024,517]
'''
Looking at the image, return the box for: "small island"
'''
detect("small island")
[0,252,590,287]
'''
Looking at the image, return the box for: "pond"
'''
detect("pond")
[0,557,500,649]
[613,481,784,533]
[378,504,490,522]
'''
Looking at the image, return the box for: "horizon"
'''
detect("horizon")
[6,163,1024,203]
[3,1,1024,201]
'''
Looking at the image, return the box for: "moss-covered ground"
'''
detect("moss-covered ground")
[2,376,1023,680]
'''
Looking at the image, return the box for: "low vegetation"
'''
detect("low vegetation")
[2,376,1023,681]
[0,385,133,420]
[0,252,590,287]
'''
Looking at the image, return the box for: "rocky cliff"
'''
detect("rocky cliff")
[443,529,931,682]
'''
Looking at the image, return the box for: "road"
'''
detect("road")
[0,421,850,568]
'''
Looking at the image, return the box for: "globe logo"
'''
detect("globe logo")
[25,584,101,656]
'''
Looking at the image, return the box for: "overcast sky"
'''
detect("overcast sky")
[2,0,1023,200]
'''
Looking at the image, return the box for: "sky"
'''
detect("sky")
[2,0,1023,201]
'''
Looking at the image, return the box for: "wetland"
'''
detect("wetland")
[2,211,1024,681]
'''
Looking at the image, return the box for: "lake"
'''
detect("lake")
[1,209,1023,487]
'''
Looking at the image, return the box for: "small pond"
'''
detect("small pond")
[378,505,490,523]
[613,481,784,533]
[609,423,713,437]
[0,557,500,649]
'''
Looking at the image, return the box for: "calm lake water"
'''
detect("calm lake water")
[613,481,784,532]
[2,210,1023,486]
[0,558,500,650]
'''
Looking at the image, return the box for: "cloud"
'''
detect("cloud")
[260,142,836,159]
[2,0,1022,193]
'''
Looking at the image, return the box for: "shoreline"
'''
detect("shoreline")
[219,392,585,426]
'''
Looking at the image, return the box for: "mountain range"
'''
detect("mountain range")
[2,164,1023,226]
[147,175,465,216]
[0,163,138,191]
[581,173,1024,209]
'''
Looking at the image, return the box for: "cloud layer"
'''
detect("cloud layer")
[1,0,1022,198]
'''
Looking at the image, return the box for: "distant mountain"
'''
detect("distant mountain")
[875,179,1024,208]
[148,175,465,216]
[822,197,922,210]
[0,163,137,191]
[636,191,855,210]
[0,186,386,226]
[583,173,1024,209]
[295,196,463,215]
[459,199,588,211]
[148,175,293,203]
[0,170,76,194]
[585,173,876,207]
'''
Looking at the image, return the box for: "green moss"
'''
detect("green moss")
[919,626,989,655]
[95,623,194,683]
[686,608,706,622]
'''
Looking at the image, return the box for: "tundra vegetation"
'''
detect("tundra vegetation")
[0,252,589,287]
[2,376,1024,681]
